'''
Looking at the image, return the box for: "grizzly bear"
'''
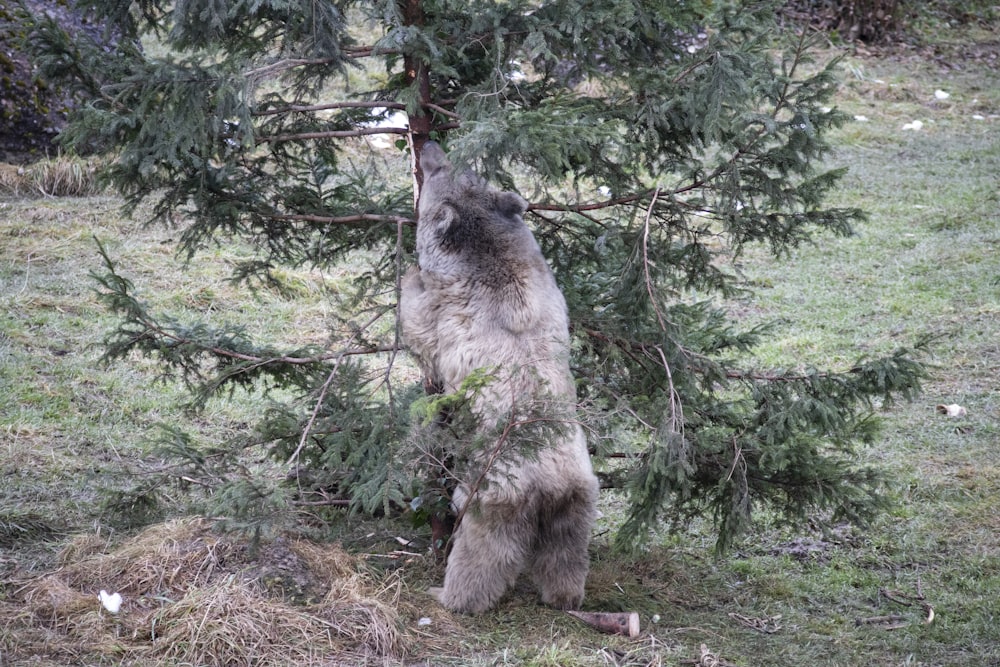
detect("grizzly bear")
[400,141,599,614]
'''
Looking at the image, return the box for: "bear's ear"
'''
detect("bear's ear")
[496,191,528,218]
[419,200,458,231]
[457,171,487,190]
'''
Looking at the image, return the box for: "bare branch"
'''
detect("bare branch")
[424,102,461,120]
[254,101,408,116]
[285,359,344,468]
[640,189,685,437]
[253,100,461,120]
[529,189,658,213]
[260,127,409,144]
[269,212,414,226]
[287,307,392,468]
[642,188,668,332]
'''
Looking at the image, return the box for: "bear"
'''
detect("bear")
[399,141,600,614]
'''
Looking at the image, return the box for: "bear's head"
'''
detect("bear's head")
[416,142,533,277]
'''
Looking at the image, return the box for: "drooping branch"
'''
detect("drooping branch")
[125,314,398,366]
[102,284,397,367]
[245,58,342,81]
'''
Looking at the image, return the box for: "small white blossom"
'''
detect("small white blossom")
[937,403,967,417]
[902,120,923,131]
[934,89,950,100]
[853,115,869,122]
[99,590,123,614]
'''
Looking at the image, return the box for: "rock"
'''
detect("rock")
[0,0,119,163]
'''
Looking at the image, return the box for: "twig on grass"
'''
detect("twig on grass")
[855,613,908,630]
[855,583,935,629]
[879,586,935,625]
[685,643,741,667]
[727,612,782,634]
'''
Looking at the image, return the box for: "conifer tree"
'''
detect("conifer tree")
[29,0,926,549]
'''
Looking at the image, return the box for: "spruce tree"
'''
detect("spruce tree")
[29,0,926,549]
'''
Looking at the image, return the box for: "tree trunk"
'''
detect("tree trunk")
[835,0,901,42]
[785,0,902,43]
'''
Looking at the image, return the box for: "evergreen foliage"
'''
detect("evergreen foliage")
[35,0,926,549]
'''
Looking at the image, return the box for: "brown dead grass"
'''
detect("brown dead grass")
[0,157,105,198]
[3,518,413,666]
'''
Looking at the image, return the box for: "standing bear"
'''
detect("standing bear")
[400,141,599,614]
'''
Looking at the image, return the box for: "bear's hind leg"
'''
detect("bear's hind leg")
[530,487,597,610]
[438,510,532,614]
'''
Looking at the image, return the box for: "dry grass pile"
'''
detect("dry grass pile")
[2,518,412,666]
[0,157,104,198]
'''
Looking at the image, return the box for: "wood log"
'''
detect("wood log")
[566,610,641,637]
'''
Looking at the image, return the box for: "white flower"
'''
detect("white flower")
[902,120,923,131]
[936,403,967,417]
[99,590,123,614]
[934,89,950,100]
[510,60,527,82]
[417,617,432,626]
[972,114,985,121]
[853,115,869,122]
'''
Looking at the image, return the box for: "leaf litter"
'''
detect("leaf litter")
[3,518,415,666]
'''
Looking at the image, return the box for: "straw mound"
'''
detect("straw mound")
[4,518,411,666]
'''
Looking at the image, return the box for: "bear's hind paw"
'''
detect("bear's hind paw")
[540,590,585,611]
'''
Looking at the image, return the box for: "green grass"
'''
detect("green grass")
[0,197,334,541]
[2,36,1000,667]
[700,40,1000,667]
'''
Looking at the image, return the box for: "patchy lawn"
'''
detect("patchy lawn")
[2,31,999,667]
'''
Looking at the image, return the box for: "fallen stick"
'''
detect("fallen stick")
[855,613,908,630]
[567,610,641,637]
[692,643,740,667]
[728,612,782,634]
[880,586,935,625]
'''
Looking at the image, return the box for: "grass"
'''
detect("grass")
[2,31,999,667]
[0,156,106,198]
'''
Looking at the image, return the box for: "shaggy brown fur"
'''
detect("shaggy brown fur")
[400,142,599,614]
